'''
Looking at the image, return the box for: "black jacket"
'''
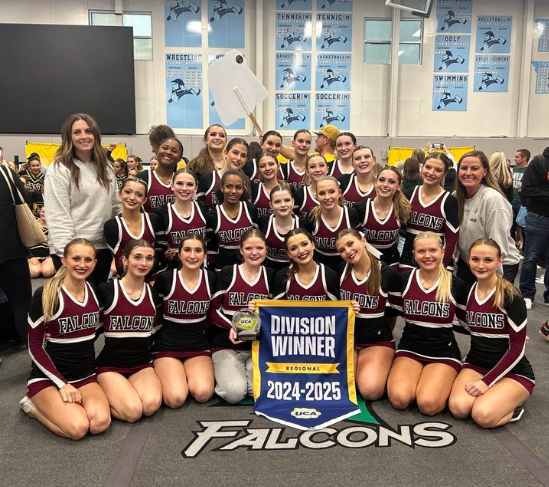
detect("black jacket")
[520,147,549,216]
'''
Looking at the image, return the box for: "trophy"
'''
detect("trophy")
[231,309,261,341]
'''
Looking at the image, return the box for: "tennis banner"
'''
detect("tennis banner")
[252,300,358,430]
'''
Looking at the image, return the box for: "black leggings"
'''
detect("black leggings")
[52,249,113,288]
[0,258,32,343]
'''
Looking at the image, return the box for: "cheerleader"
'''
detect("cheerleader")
[187,124,227,181]
[273,228,339,300]
[18,155,45,194]
[137,137,184,212]
[387,232,468,416]
[258,185,300,273]
[96,240,162,422]
[400,152,459,271]
[153,235,216,407]
[251,152,282,217]
[155,169,208,269]
[206,170,258,270]
[330,132,356,179]
[104,177,162,277]
[337,146,376,207]
[293,154,330,216]
[127,154,144,173]
[355,167,410,267]
[302,176,360,268]
[19,239,110,440]
[198,138,249,208]
[449,239,534,427]
[113,158,128,190]
[209,229,273,404]
[28,207,56,279]
[280,130,313,191]
[336,229,401,400]
[244,131,284,183]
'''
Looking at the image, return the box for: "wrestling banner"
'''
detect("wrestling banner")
[252,300,358,430]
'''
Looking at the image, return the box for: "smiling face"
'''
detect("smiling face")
[336,135,355,160]
[352,148,375,175]
[262,135,282,156]
[413,237,444,273]
[270,189,294,218]
[316,179,341,211]
[240,236,267,267]
[336,233,366,265]
[123,246,155,278]
[224,143,248,171]
[306,156,329,182]
[468,244,501,282]
[120,180,147,211]
[62,244,96,281]
[71,120,95,156]
[421,158,447,187]
[458,156,487,195]
[172,172,197,202]
[29,160,41,175]
[287,234,315,266]
[157,139,182,168]
[257,155,279,182]
[221,174,244,204]
[375,169,401,199]
[206,125,226,151]
[292,132,312,157]
[179,238,206,271]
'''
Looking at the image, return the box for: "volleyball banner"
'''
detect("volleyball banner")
[252,300,358,430]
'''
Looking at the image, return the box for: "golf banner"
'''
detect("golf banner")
[252,300,358,430]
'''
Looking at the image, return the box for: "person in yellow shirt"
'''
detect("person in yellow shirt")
[277,124,340,164]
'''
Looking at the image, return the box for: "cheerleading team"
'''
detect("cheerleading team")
[449,239,534,428]
[331,132,357,178]
[21,239,111,440]
[337,146,377,207]
[293,154,330,216]
[209,229,274,404]
[387,232,468,416]
[336,229,401,400]
[153,235,216,407]
[96,240,162,422]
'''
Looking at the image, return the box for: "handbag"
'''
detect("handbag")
[1,165,47,248]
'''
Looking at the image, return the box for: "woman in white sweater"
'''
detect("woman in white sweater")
[454,150,521,286]
[44,113,121,286]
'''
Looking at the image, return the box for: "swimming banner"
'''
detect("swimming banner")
[252,300,359,430]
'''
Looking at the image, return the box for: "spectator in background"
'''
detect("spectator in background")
[113,158,128,190]
[489,151,514,202]
[150,156,158,171]
[402,157,423,193]
[511,149,530,243]
[519,146,549,309]
[127,154,143,173]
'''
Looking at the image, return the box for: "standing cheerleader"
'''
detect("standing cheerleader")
[280,130,312,191]
[20,239,110,440]
[251,152,282,217]
[258,185,300,273]
[387,232,468,416]
[127,155,144,173]
[104,177,162,277]
[155,169,208,269]
[356,167,410,267]
[113,158,128,190]
[336,229,401,400]
[331,132,357,178]
[153,236,216,407]
[293,155,330,216]
[198,138,249,208]
[187,124,227,180]
[273,229,340,300]
[400,152,459,271]
[206,170,258,270]
[137,137,184,212]
[244,131,284,183]
[449,239,534,427]
[337,146,376,207]
[96,240,162,422]
[19,155,45,194]
[28,207,56,279]
[209,229,273,404]
[303,176,360,269]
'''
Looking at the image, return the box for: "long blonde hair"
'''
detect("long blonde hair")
[489,151,512,189]
[377,167,411,224]
[42,238,96,321]
[303,153,328,187]
[469,238,518,309]
[309,176,345,225]
[414,232,452,303]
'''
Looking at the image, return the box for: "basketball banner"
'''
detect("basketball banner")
[252,300,359,430]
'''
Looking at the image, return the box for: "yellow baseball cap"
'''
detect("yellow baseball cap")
[314,125,340,142]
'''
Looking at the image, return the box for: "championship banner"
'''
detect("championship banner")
[252,300,359,430]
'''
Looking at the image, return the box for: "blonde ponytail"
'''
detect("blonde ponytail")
[42,266,68,322]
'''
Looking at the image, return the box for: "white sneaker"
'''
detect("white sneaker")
[524,298,533,310]
[536,276,544,284]
[19,396,35,417]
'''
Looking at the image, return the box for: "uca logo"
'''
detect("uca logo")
[291,408,321,419]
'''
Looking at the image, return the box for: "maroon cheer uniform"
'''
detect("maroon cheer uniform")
[243,160,284,183]
[280,161,306,191]
[96,279,159,375]
[273,263,340,301]
[153,268,216,359]
[26,283,101,397]
[251,182,273,218]
[338,173,375,207]
[400,186,459,270]
[156,201,208,251]
[197,170,223,209]
[258,214,300,273]
[137,169,175,212]
[463,283,535,393]
[329,160,354,179]
[293,185,320,215]
[392,270,468,372]
[209,265,273,351]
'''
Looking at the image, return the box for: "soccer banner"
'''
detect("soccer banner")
[252,300,359,430]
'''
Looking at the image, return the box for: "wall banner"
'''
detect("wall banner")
[434,34,470,72]
[166,53,203,128]
[314,93,350,129]
[316,13,352,52]
[208,0,245,48]
[316,0,352,12]
[252,301,358,430]
[276,52,312,91]
[275,93,311,129]
[276,0,313,10]
[476,16,512,54]
[432,74,468,111]
[536,19,549,52]
[436,0,472,33]
[316,53,351,91]
[473,55,509,92]
[276,12,313,51]
[164,0,202,47]
[533,62,549,95]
